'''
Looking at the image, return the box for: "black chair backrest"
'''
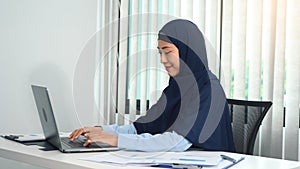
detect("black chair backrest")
[227,99,272,155]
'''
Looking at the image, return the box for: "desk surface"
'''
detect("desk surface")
[0,137,299,169]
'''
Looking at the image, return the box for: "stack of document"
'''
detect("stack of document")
[81,150,245,168]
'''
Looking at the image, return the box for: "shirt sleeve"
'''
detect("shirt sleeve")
[101,124,137,135]
[118,131,192,152]
[101,123,192,152]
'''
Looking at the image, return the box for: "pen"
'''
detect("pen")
[177,158,205,162]
[220,154,237,163]
[172,163,202,169]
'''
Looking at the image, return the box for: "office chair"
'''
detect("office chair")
[227,99,272,155]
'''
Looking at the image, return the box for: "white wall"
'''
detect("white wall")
[0,0,98,134]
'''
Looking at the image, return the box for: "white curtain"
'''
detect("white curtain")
[96,0,300,161]
[284,0,300,161]
[221,0,300,161]
[113,0,222,125]
[96,0,119,125]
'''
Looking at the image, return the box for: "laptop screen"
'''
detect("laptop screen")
[31,85,62,150]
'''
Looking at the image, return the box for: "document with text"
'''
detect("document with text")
[81,150,245,168]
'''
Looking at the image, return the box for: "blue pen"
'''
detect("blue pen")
[221,154,237,163]
[177,158,205,162]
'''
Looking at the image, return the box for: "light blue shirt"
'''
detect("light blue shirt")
[102,124,192,152]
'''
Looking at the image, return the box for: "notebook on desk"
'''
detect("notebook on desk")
[31,85,120,153]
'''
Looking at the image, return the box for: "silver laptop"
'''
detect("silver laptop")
[31,85,120,153]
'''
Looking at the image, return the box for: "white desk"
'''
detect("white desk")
[0,137,299,169]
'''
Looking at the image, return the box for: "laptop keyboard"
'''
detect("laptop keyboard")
[61,137,86,148]
[61,137,106,149]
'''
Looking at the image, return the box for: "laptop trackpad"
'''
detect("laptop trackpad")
[93,141,111,148]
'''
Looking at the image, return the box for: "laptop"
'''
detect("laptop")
[31,85,120,153]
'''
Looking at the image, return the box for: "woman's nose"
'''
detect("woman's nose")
[160,53,167,63]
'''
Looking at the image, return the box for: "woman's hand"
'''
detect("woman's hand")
[68,126,118,147]
[68,126,102,141]
[83,131,118,147]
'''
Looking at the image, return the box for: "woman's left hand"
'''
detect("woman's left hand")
[83,131,118,147]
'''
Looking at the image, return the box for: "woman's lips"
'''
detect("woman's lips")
[165,66,172,71]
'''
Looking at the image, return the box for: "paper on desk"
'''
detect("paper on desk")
[204,153,245,169]
[81,150,223,167]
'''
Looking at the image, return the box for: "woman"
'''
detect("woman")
[69,19,235,152]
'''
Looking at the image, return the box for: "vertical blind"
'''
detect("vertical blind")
[262,0,286,159]
[221,0,300,161]
[284,0,300,160]
[95,0,300,161]
[125,0,221,124]
[96,0,120,125]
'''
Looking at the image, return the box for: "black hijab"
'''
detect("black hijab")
[133,19,234,151]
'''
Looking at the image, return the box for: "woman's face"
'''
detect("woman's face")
[157,40,180,77]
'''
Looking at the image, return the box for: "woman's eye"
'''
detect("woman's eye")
[158,50,171,55]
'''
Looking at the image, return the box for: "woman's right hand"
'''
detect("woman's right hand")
[68,126,102,141]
